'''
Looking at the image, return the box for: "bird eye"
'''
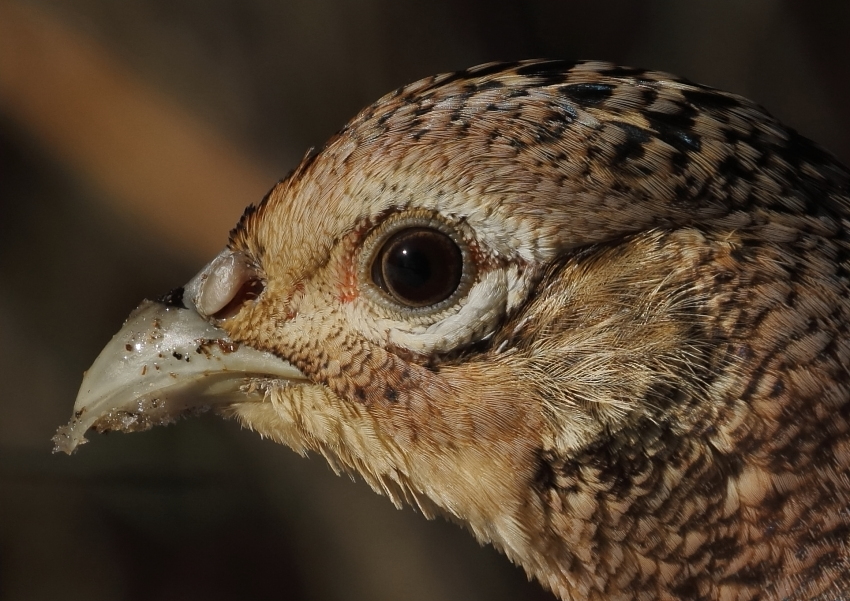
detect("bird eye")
[371,227,464,308]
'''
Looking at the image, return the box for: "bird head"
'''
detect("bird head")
[55,61,850,600]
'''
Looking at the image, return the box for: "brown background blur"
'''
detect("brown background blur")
[1,1,849,600]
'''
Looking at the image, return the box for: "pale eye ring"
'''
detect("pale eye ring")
[360,213,475,313]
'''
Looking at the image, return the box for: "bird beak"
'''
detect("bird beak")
[53,252,306,455]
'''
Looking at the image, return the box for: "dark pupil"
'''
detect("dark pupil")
[373,227,463,307]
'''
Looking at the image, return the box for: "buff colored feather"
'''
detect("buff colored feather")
[58,61,850,601]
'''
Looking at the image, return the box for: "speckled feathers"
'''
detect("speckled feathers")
[216,61,850,600]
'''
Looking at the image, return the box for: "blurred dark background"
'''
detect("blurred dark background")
[1,1,849,600]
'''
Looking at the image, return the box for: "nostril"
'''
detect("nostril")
[157,286,186,309]
[195,251,263,319]
[211,277,265,320]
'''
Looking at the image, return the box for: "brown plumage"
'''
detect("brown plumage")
[56,60,850,600]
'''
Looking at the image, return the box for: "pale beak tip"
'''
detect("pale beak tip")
[52,418,88,455]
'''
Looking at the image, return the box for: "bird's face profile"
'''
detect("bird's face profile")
[55,61,850,601]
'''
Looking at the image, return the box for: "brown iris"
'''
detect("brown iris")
[371,227,464,308]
